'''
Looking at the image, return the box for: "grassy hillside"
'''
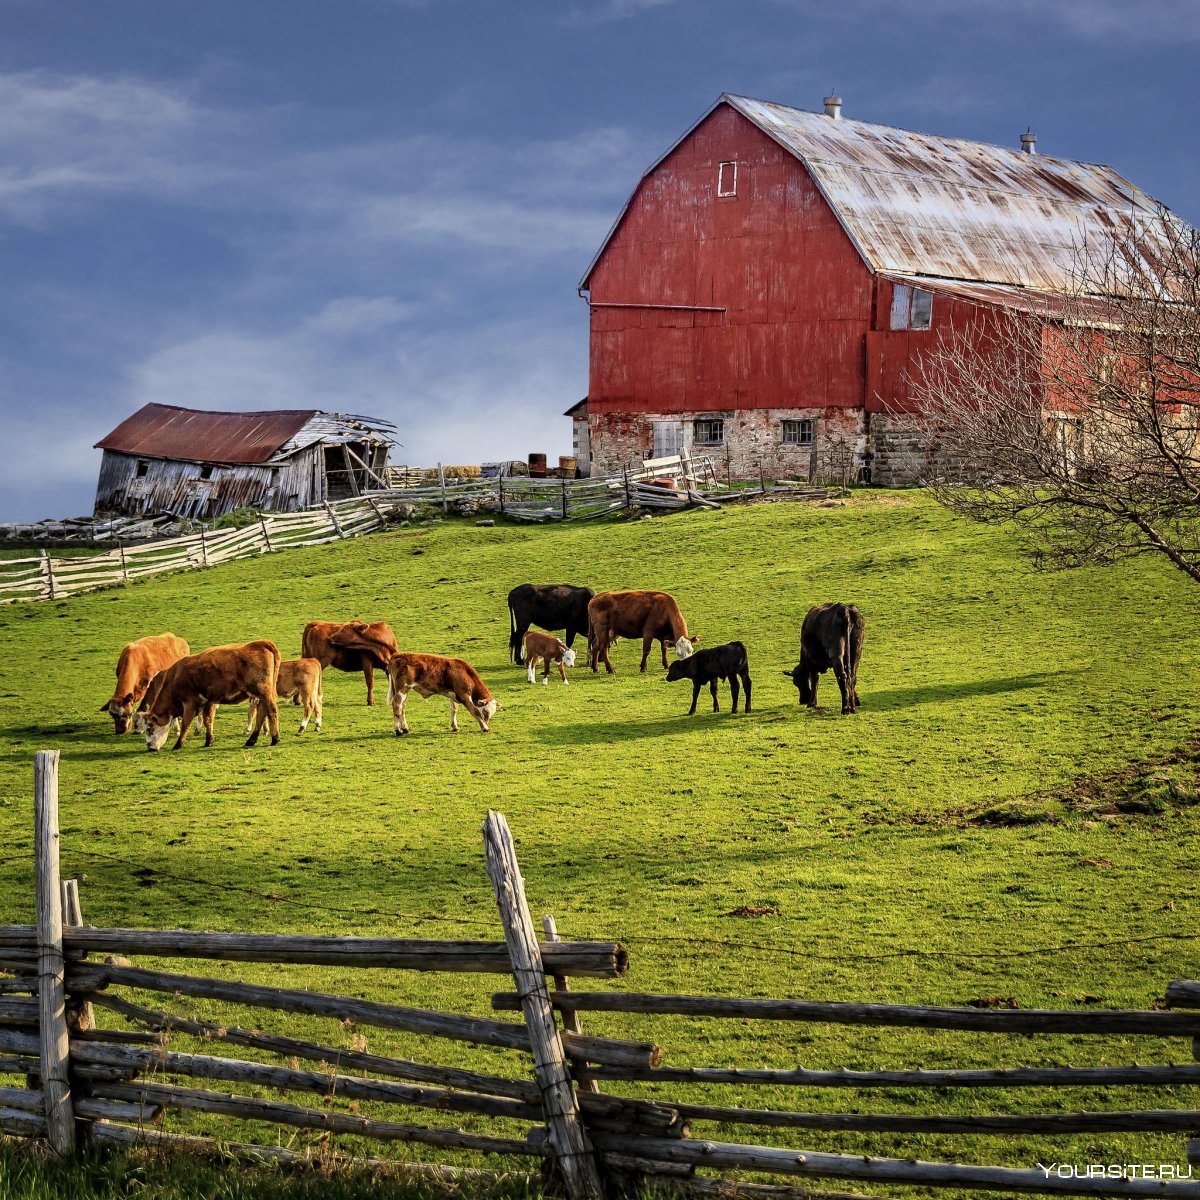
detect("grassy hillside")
[0,492,1198,1188]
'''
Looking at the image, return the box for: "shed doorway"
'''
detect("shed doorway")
[652,419,684,459]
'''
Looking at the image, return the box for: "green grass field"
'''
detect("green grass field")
[1,492,1198,1195]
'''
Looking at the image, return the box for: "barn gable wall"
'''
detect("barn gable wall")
[587,103,874,422]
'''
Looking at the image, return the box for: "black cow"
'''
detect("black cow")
[508,584,594,663]
[784,603,864,714]
[667,641,752,715]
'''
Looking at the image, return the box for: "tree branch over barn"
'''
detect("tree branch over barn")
[907,210,1200,586]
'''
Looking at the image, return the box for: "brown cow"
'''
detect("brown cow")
[100,633,190,733]
[521,630,577,685]
[301,620,398,705]
[246,657,324,734]
[587,590,697,674]
[387,653,497,735]
[142,640,281,751]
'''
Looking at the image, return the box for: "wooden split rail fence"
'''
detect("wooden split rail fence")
[9,750,1200,1197]
[0,456,725,604]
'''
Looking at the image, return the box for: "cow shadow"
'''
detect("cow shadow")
[537,712,749,745]
[861,670,1079,712]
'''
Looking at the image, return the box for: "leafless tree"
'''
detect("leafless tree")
[904,208,1200,586]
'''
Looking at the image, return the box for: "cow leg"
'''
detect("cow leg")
[392,686,410,736]
[741,672,753,714]
[661,639,670,669]
[688,681,701,716]
[833,660,852,715]
[527,657,536,685]
[244,699,255,736]
[245,691,266,747]
[298,692,311,733]
[461,691,491,732]
[174,701,198,750]
[710,678,720,712]
[730,675,740,714]
[559,660,568,685]
[808,670,820,709]
[202,703,219,748]
[363,657,375,706]
[541,659,550,686]
[449,698,460,733]
[313,683,323,732]
[639,635,654,673]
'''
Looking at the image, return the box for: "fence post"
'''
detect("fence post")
[324,503,345,539]
[482,812,602,1200]
[561,474,569,521]
[199,525,209,568]
[60,879,92,1033]
[40,550,57,600]
[366,497,385,529]
[437,463,448,514]
[35,750,75,1156]
[498,473,505,517]
[543,914,598,1094]
[118,543,129,585]
[759,462,767,496]
[258,514,274,553]
[623,466,631,509]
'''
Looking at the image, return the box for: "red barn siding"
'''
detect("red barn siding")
[587,105,873,416]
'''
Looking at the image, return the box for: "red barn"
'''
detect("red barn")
[574,93,1183,484]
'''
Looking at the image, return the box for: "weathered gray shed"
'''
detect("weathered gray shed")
[93,404,395,519]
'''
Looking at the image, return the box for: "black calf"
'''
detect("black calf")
[667,641,752,715]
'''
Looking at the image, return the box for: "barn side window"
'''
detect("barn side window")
[781,418,813,446]
[199,464,214,480]
[717,161,738,197]
[693,418,725,445]
[889,284,934,330]
[135,460,149,478]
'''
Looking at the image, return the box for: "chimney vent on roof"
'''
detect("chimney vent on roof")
[1020,127,1037,154]
[823,94,842,120]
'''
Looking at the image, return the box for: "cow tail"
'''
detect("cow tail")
[508,602,518,662]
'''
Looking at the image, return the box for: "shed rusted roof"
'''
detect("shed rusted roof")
[97,404,323,465]
[582,94,1185,295]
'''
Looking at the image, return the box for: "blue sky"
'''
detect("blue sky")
[2,0,1198,521]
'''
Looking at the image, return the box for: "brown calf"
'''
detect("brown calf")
[142,640,281,751]
[387,653,497,735]
[301,620,398,705]
[101,633,190,733]
[246,657,324,734]
[521,630,576,685]
[587,590,697,674]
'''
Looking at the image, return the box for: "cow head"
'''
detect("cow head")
[783,664,813,705]
[100,695,135,734]
[479,698,498,731]
[143,714,173,752]
[561,648,577,669]
[665,659,691,682]
[673,636,696,659]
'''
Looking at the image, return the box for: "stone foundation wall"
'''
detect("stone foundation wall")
[588,407,868,482]
[867,412,958,487]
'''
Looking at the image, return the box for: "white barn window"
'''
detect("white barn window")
[717,161,738,197]
[781,418,813,445]
[693,418,725,445]
[890,284,934,330]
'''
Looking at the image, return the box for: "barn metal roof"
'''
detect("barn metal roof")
[581,94,1184,295]
[95,404,393,466]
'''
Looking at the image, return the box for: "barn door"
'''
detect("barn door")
[652,420,684,459]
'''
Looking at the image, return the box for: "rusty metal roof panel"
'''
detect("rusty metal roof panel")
[725,94,1176,291]
[95,404,323,464]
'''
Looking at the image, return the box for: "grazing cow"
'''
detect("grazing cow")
[521,631,577,685]
[587,590,697,674]
[301,620,398,705]
[387,653,497,735]
[246,657,324,734]
[100,634,190,733]
[784,603,865,715]
[141,640,282,751]
[134,670,204,739]
[667,641,752,715]
[507,584,594,663]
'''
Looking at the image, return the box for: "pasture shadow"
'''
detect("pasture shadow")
[861,670,1080,713]
[535,712,748,745]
